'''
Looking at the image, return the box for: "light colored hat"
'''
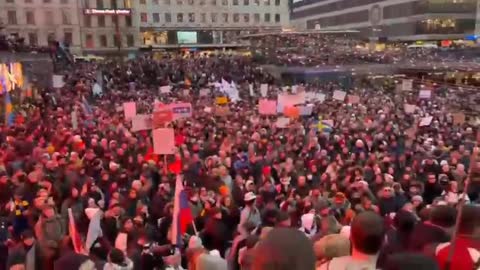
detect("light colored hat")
[244,192,257,202]
[301,213,315,231]
[313,234,351,260]
[412,195,423,203]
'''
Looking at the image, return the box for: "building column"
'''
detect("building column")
[476,0,480,36]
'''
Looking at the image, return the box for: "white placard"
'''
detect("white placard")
[276,117,290,128]
[419,116,433,127]
[402,79,413,91]
[333,90,347,101]
[159,85,172,94]
[260,84,268,97]
[52,75,64,88]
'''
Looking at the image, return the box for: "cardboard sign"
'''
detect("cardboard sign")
[278,92,305,107]
[216,97,228,105]
[153,128,175,155]
[402,79,413,91]
[123,102,136,120]
[306,92,326,102]
[259,99,277,115]
[159,85,172,94]
[419,116,433,127]
[132,114,153,132]
[404,104,416,114]
[260,84,268,97]
[333,90,347,101]
[284,106,300,118]
[215,106,231,116]
[299,105,313,116]
[276,117,290,128]
[152,109,173,127]
[452,112,466,125]
[419,90,431,99]
[52,75,65,88]
[200,88,210,97]
[170,102,192,120]
[347,95,360,104]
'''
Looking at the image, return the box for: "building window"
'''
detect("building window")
[153,13,160,22]
[201,13,207,23]
[254,13,260,23]
[233,13,239,22]
[140,13,147,22]
[99,35,107,47]
[25,0,33,3]
[199,0,205,5]
[43,0,51,3]
[211,13,217,23]
[62,10,71,25]
[140,0,146,4]
[45,10,54,25]
[7,10,17,25]
[187,0,193,4]
[165,13,172,22]
[177,0,182,4]
[125,16,132,27]
[86,34,94,48]
[233,0,238,5]
[61,0,68,3]
[96,0,104,8]
[222,13,228,23]
[6,0,14,3]
[84,15,92,27]
[127,34,134,47]
[244,0,249,4]
[254,0,259,5]
[222,0,227,5]
[211,0,216,4]
[264,13,270,22]
[64,32,73,45]
[124,0,132,8]
[275,0,279,5]
[188,13,195,22]
[264,0,270,5]
[28,33,37,46]
[112,15,118,25]
[164,0,170,4]
[113,34,120,48]
[47,32,55,42]
[177,13,184,23]
[98,15,105,26]
[244,13,249,23]
[26,11,35,25]
[275,13,280,23]
[153,0,159,4]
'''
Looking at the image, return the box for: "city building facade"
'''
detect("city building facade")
[0,0,82,53]
[135,0,290,49]
[78,0,140,54]
[290,0,477,41]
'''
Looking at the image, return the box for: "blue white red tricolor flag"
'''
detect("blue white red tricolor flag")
[172,175,193,246]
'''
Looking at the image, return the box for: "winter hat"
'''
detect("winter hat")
[301,213,315,231]
[253,228,315,270]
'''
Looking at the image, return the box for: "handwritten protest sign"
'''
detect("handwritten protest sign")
[132,114,153,132]
[216,97,228,105]
[402,79,413,91]
[299,105,314,116]
[333,90,347,101]
[276,117,290,128]
[259,99,277,115]
[153,128,175,155]
[260,84,268,97]
[123,102,136,120]
[347,95,360,104]
[306,92,326,102]
[52,75,65,88]
[278,92,305,107]
[419,90,431,99]
[419,116,433,127]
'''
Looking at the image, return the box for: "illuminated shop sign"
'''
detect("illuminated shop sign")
[84,9,131,15]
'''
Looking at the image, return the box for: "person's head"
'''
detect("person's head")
[297,176,306,187]
[252,228,315,270]
[381,185,394,198]
[108,248,125,265]
[427,173,436,184]
[350,212,385,255]
[429,205,456,229]
[42,205,55,219]
[458,205,480,235]
[244,192,256,206]
[313,234,351,262]
[21,229,35,247]
[276,211,291,227]
[122,218,134,232]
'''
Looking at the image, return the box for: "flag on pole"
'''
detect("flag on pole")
[172,175,193,246]
[68,208,83,254]
[4,90,13,127]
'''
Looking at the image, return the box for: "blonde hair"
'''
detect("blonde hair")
[314,234,351,261]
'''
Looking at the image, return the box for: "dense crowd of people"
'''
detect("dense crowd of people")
[0,52,479,270]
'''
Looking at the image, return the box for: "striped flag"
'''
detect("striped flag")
[171,175,193,246]
[68,208,83,254]
[4,90,13,127]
